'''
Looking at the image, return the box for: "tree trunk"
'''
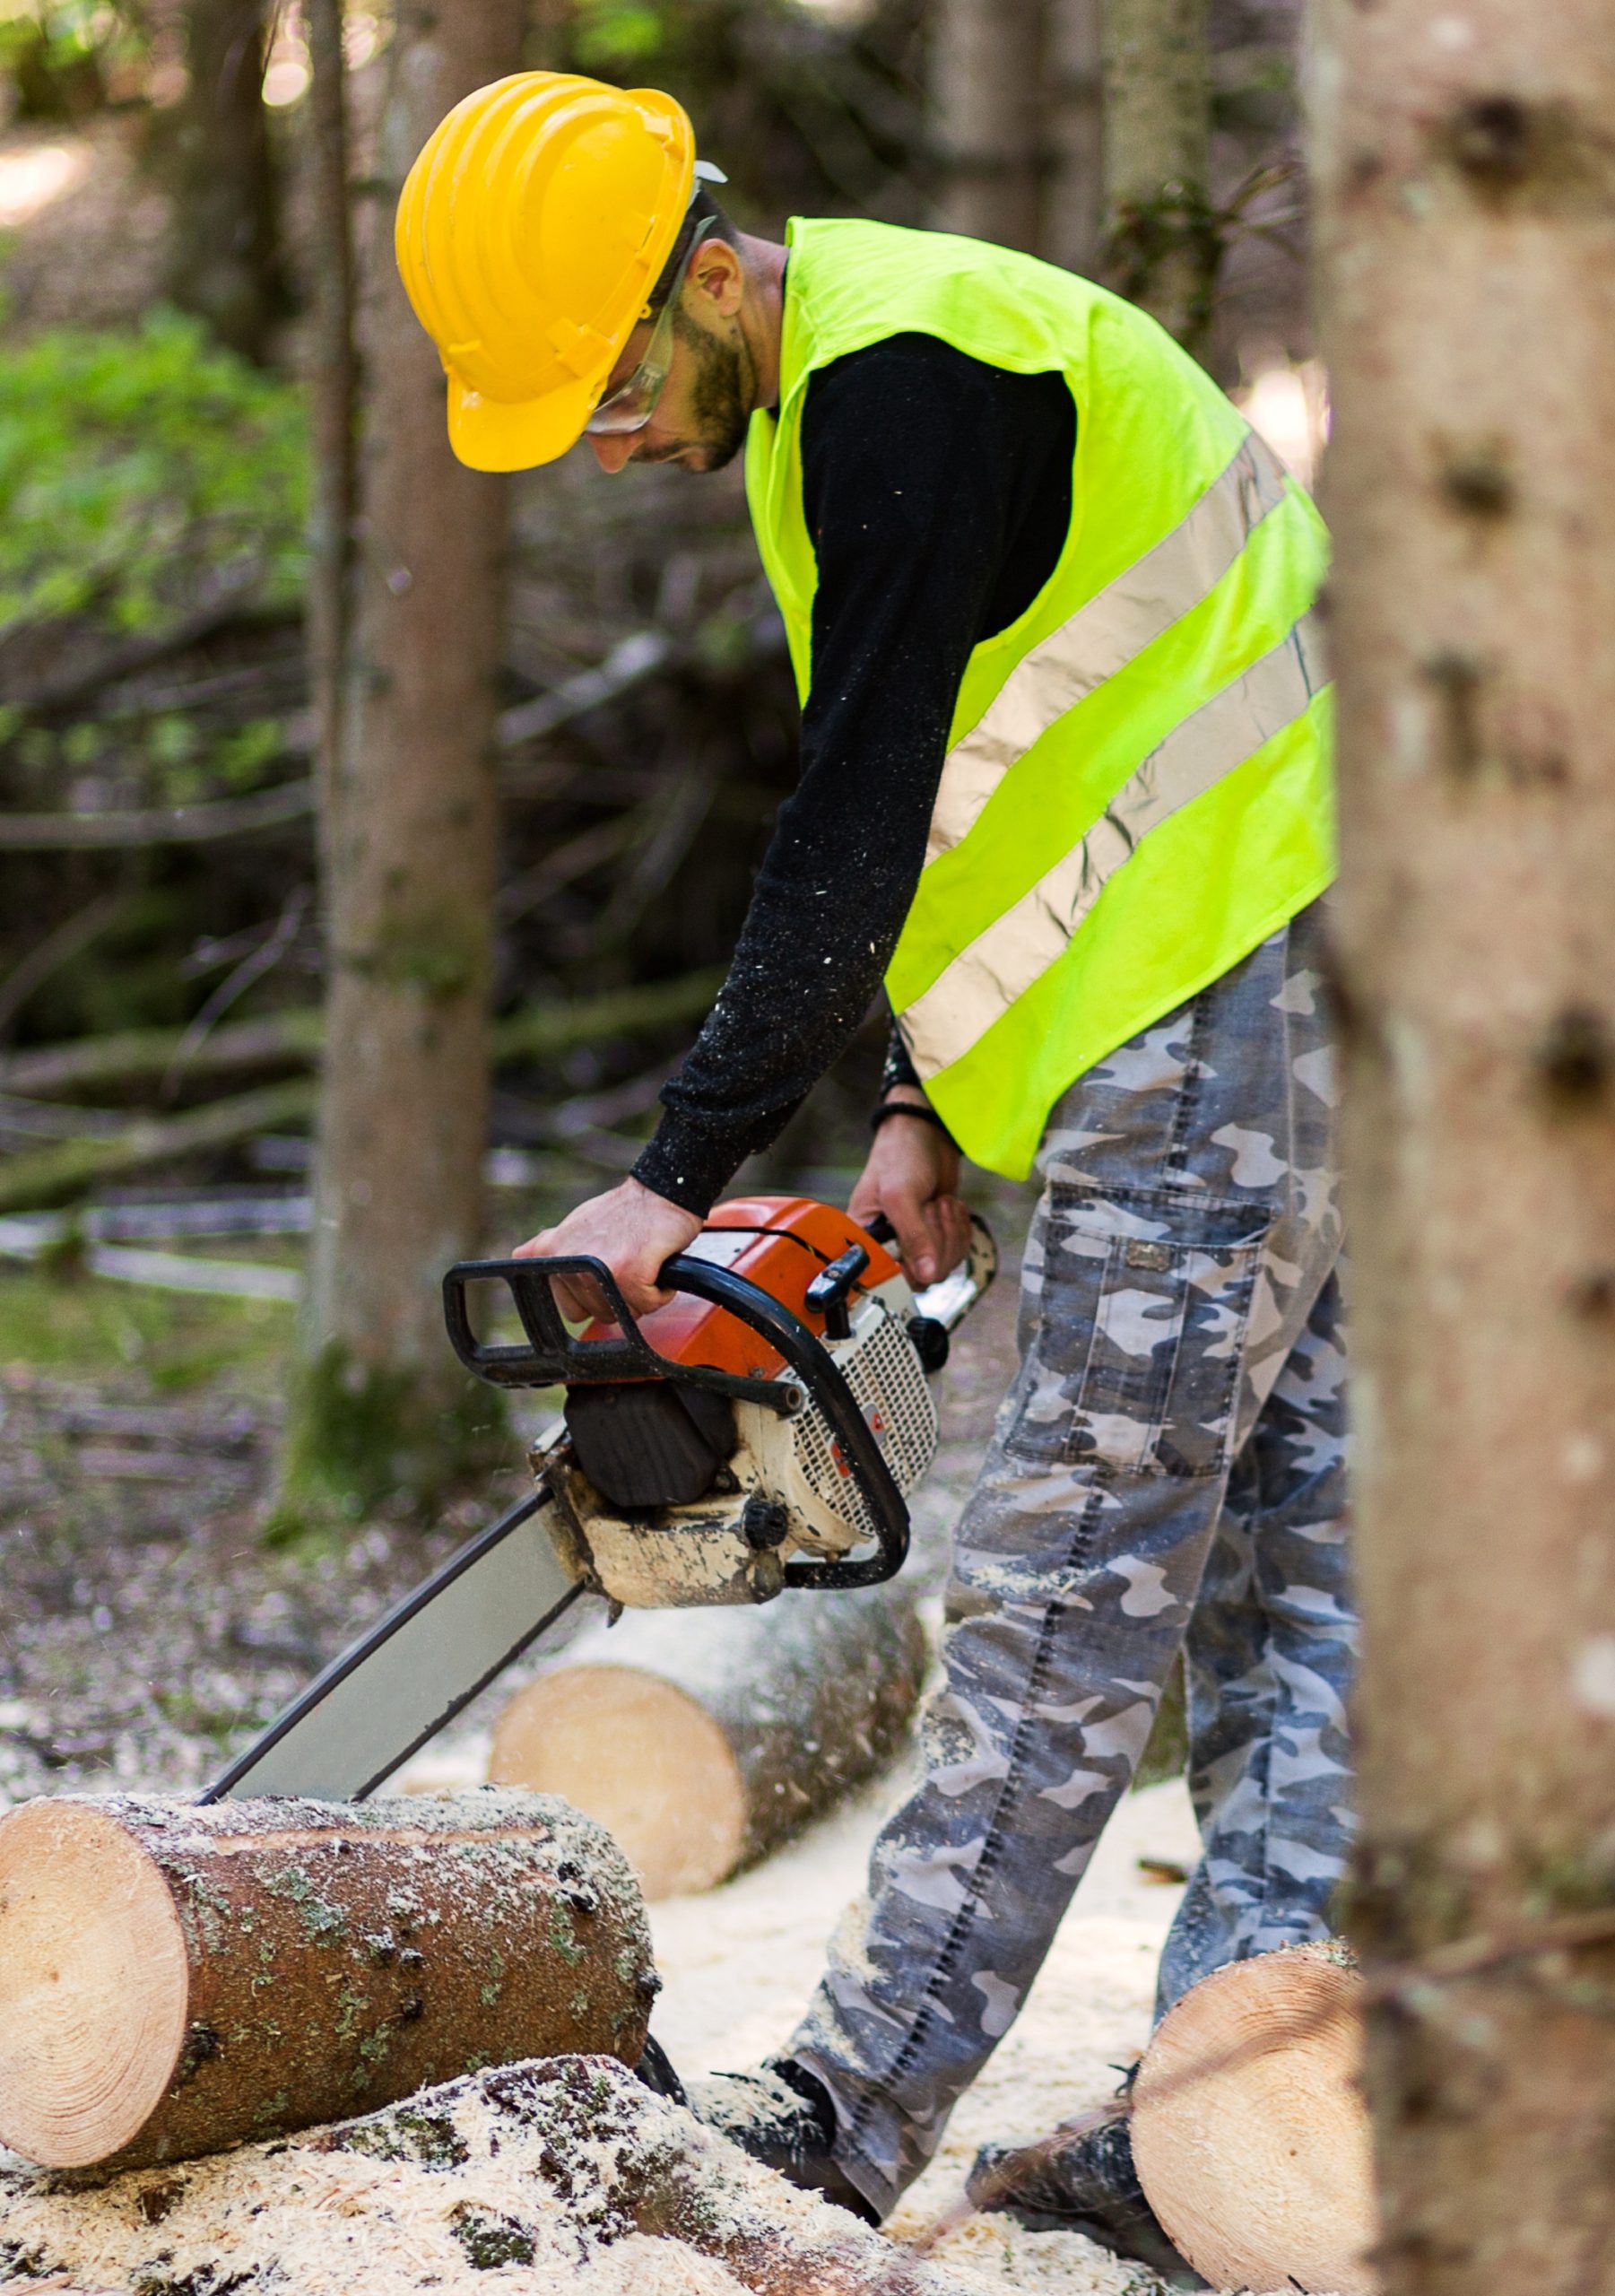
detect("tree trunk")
[0,2056,986,2296]
[155,0,287,363]
[1041,0,1104,274]
[304,0,356,820]
[282,1,525,1530]
[929,0,1045,252]
[0,1791,654,2173]
[1101,0,1214,351]
[1309,2,1615,2290]
[490,1586,930,1898]
[1131,1943,1376,2295]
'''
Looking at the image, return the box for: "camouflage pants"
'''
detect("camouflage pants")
[792,900,1354,2217]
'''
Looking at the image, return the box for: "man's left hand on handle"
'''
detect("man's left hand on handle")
[515,1178,703,1324]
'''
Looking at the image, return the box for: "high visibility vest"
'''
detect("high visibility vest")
[744,218,1333,1179]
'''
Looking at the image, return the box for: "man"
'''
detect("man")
[397,73,1352,2269]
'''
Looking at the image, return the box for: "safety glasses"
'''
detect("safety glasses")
[586,235,697,438]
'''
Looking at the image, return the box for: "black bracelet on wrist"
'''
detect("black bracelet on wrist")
[870,1099,954,1142]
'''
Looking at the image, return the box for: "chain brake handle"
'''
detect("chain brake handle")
[440,1251,909,1590]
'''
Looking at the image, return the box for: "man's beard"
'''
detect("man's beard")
[664,309,751,470]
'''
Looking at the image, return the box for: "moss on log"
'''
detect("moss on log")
[0,1790,656,2174]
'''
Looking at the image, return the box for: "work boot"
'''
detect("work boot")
[968,2112,1206,2288]
[688,2058,882,2226]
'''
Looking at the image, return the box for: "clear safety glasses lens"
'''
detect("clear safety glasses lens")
[585,241,693,437]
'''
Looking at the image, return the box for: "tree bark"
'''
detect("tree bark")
[154,0,287,363]
[285,0,526,1527]
[928,0,1045,253]
[1041,0,1104,275]
[490,1586,930,1898]
[1309,2,1615,2290]
[1101,0,1214,350]
[304,0,357,822]
[0,1791,654,2173]
[0,2057,984,2296]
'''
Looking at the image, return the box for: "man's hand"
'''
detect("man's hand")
[515,1178,703,1324]
[850,1088,971,1292]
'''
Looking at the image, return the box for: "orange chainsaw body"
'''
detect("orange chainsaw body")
[585,1195,902,1381]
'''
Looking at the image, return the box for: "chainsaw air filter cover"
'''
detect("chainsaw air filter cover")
[563,1378,736,1511]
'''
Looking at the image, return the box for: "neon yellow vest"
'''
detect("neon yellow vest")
[743,218,1333,1179]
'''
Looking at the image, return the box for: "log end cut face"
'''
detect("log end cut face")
[0,1799,190,2169]
[491,1666,747,1899]
[1131,1941,1379,2296]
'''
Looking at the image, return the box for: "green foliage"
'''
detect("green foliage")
[0,3,145,120]
[0,309,308,639]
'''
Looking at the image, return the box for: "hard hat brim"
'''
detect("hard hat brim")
[447,372,596,473]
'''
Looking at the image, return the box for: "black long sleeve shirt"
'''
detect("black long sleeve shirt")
[632,333,1075,1215]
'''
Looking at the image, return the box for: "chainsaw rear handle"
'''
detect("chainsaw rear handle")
[440,1250,910,1591]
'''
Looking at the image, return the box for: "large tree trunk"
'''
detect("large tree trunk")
[0,1792,654,2173]
[0,2056,985,2296]
[155,0,287,363]
[303,0,356,825]
[930,0,1103,270]
[1310,2,1615,2290]
[1041,0,1105,276]
[928,0,1045,253]
[282,1,525,1529]
[490,1585,930,1898]
[1101,0,1214,351]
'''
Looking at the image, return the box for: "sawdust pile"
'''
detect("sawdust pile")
[0,2054,982,2296]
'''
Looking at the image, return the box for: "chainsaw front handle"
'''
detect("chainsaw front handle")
[440,1249,911,1592]
[442,1252,785,1405]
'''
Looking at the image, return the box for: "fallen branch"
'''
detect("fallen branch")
[0,1081,317,1215]
[0,607,786,849]
[0,976,722,1212]
[0,895,129,1040]
[0,970,721,1100]
[0,778,317,851]
[7,570,280,719]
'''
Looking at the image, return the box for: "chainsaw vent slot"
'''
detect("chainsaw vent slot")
[792,1308,937,1545]
[565,1380,737,1511]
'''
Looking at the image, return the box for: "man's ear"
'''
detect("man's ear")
[688,237,744,320]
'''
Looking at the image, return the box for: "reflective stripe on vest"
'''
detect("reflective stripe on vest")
[903,611,1324,1074]
[745,219,1334,1178]
[924,433,1288,864]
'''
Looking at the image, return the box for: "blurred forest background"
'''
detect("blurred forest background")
[0,0,1324,1781]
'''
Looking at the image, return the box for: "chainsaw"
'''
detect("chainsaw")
[202,1196,995,1805]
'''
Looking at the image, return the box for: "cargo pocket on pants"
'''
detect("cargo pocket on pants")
[1005,1185,1270,1478]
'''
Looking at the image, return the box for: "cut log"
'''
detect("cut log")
[1130,1940,1378,2296]
[0,2054,984,2296]
[489,1587,929,1898]
[0,1790,655,2174]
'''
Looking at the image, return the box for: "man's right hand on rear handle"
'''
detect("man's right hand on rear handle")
[849,1087,971,1292]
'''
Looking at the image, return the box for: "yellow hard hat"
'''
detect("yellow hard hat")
[395,72,696,472]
